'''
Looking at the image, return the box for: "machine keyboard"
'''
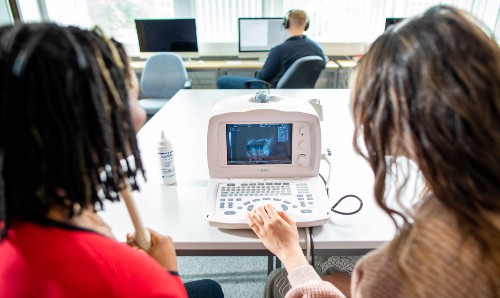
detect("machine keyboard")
[216,181,318,216]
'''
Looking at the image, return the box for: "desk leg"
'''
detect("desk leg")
[267,256,282,275]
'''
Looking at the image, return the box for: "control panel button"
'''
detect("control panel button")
[297,154,307,165]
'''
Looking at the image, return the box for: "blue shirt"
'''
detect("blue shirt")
[255,35,326,85]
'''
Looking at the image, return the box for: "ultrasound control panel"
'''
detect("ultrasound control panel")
[205,177,330,229]
[216,181,318,216]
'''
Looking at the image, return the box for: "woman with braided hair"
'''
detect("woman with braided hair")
[0,23,223,297]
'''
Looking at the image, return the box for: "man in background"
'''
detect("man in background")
[217,9,326,89]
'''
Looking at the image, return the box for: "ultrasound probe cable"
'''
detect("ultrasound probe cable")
[304,149,364,268]
[321,148,363,214]
[305,227,315,267]
[305,227,311,262]
[322,148,334,196]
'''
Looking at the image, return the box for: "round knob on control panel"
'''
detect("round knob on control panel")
[297,154,307,165]
[299,127,306,135]
[254,90,269,103]
[298,141,305,149]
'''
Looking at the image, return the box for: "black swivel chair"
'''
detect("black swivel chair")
[244,55,325,89]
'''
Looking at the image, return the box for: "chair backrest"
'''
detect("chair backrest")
[140,52,188,98]
[277,56,325,89]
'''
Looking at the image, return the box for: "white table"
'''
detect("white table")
[100,89,396,257]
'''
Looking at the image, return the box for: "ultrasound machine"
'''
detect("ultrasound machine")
[204,93,331,229]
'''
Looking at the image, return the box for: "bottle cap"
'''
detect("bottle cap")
[159,130,171,147]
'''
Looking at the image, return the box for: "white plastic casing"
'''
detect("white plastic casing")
[207,94,321,179]
[204,94,330,229]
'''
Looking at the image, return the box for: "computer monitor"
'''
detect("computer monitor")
[238,18,287,52]
[385,18,404,30]
[135,19,199,55]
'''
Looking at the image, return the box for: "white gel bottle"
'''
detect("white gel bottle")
[158,130,176,185]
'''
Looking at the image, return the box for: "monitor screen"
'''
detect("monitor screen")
[238,18,287,52]
[384,18,404,30]
[135,19,198,52]
[226,123,292,165]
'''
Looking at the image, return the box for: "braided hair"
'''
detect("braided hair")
[0,23,144,239]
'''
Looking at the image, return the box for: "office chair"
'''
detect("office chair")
[244,55,325,89]
[139,52,192,117]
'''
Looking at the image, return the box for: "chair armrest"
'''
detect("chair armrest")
[243,79,273,89]
[184,78,192,89]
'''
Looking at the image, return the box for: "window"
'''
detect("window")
[0,0,14,25]
[16,0,500,55]
[194,0,263,43]
[283,0,499,43]
[283,0,387,43]
[44,0,175,55]
[17,0,44,22]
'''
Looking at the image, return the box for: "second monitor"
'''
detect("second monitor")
[135,18,198,53]
[238,18,287,52]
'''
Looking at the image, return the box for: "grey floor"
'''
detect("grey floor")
[178,256,269,298]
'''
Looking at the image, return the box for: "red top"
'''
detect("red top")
[0,221,188,298]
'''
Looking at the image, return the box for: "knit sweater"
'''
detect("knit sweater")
[286,199,500,297]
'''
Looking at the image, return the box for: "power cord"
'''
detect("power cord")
[304,226,315,268]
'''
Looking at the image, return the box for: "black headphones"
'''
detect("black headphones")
[282,9,310,31]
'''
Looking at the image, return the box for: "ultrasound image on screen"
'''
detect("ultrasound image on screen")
[226,124,292,165]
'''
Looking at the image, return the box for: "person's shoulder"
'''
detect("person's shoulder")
[78,232,160,270]
[351,244,403,296]
[353,242,397,277]
[270,42,288,53]
[1,225,186,297]
[78,233,186,296]
[354,198,494,297]
[304,36,323,48]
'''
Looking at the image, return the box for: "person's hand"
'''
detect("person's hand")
[127,228,178,272]
[247,204,308,272]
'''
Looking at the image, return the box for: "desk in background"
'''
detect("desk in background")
[130,59,356,72]
[131,59,265,79]
[99,89,396,257]
[130,60,355,89]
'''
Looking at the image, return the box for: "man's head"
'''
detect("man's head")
[283,9,310,32]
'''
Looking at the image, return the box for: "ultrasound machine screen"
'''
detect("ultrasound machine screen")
[226,123,292,165]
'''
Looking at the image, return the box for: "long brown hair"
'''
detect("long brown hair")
[352,4,500,278]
